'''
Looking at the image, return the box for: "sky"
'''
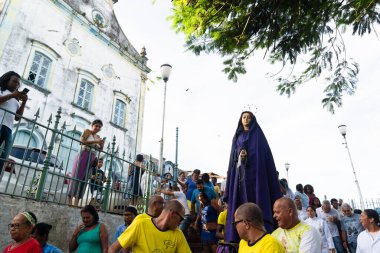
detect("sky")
[114,1,380,205]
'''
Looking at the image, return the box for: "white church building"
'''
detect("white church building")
[0,0,150,172]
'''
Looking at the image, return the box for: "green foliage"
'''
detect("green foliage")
[170,0,380,113]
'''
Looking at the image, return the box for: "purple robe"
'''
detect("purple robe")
[223,112,281,243]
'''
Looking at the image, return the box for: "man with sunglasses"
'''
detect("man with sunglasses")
[234,202,285,252]
[340,203,363,253]
[109,200,191,253]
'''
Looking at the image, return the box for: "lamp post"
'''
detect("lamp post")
[158,64,172,177]
[285,162,290,184]
[338,125,364,209]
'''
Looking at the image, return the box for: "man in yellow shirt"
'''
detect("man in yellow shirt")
[216,204,228,242]
[272,197,321,253]
[235,203,285,253]
[108,200,191,253]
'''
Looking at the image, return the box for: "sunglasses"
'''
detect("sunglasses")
[232,219,244,228]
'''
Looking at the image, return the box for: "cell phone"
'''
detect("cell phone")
[21,88,29,94]
[102,137,107,141]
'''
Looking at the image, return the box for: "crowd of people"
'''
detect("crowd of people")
[2,173,380,253]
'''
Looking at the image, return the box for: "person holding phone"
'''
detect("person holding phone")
[67,119,104,207]
[0,71,28,173]
[69,205,108,253]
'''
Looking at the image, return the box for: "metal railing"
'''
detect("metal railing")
[347,198,380,210]
[0,107,159,214]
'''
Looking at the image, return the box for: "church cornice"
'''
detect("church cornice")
[53,0,151,74]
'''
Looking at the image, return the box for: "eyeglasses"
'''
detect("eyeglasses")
[174,211,185,222]
[8,223,27,230]
[232,219,244,228]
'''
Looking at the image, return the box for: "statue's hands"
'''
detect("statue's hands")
[239,149,247,160]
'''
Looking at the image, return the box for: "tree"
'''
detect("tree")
[169,0,380,113]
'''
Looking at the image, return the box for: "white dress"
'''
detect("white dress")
[305,217,335,253]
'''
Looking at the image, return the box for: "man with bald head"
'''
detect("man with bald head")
[109,200,191,253]
[272,197,321,253]
[234,203,285,252]
[134,195,164,221]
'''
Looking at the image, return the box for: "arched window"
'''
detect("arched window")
[12,130,39,148]
[73,69,99,113]
[23,40,60,90]
[112,91,130,129]
[75,78,94,110]
[27,51,52,88]
[113,99,126,127]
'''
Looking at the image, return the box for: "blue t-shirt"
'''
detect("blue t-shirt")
[200,204,218,241]
[43,243,64,253]
[113,224,127,242]
[341,213,364,243]
[185,179,197,200]
[204,181,214,189]
[191,187,217,213]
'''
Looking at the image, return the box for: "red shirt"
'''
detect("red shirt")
[2,238,42,253]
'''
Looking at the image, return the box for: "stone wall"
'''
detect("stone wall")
[0,194,122,252]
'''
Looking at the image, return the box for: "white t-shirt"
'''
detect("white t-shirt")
[298,208,308,221]
[316,208,340,237]
[356,229,380,253]
[0,89,19,130]
[173,191,190,215]
[305,217,335,252]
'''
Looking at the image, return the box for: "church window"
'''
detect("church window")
[27,51,52,88]
[113,99,126,127]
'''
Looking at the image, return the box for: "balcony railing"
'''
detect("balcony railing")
[0,107,159,214]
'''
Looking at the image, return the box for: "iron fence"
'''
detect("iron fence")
[347,198,380,210]
[0,107,158,214]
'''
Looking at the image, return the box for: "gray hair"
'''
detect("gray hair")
[322,200,331,206]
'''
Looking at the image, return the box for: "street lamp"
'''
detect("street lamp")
[285,162,290,184]
[158,64,172,177]
[338,124,364,209]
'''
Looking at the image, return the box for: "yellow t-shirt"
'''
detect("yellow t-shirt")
[117,217,191,253]
[217,210,227,242]
[133,212,153,222]
[214,185,220,196]
[271,222,321,253]
[238,234,285,253]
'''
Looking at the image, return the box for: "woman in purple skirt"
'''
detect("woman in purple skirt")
[67,119,104,207]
